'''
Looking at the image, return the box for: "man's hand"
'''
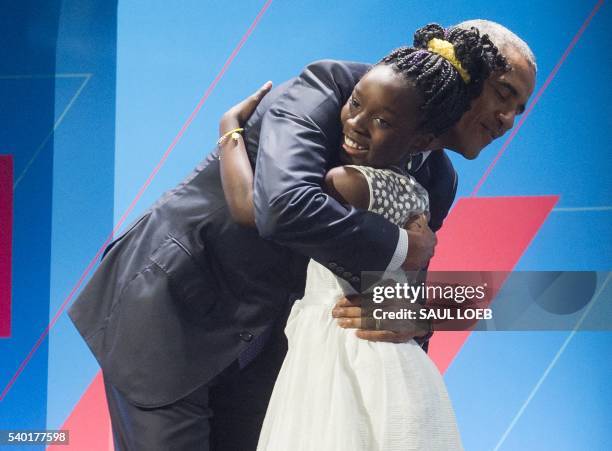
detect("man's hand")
[219,81,273,133]
[331,295,430,343]
[402,213,437,271]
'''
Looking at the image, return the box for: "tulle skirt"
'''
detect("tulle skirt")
[257,262,463,451]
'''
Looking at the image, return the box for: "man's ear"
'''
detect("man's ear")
[413,133,436,151]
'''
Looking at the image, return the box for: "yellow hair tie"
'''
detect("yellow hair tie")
[426,38,471,83]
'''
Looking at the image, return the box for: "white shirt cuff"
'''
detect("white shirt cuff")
[386,228,408,271]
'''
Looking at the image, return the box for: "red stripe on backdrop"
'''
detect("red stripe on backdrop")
[47,372,112,451]
[428,195,559,374]
[0,155,13,338]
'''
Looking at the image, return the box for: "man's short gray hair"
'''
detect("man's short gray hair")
[455,19,537,72]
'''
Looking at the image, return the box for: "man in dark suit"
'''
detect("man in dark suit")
[69,21,536,450]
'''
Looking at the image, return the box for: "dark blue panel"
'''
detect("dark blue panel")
[0,0,118,440]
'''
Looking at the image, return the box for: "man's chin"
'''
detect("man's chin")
[448,146,481,160]
[462,149,480,160]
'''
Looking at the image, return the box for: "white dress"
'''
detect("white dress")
[257,166,463,451]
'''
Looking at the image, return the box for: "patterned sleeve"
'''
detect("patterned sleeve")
[344,165,429,227]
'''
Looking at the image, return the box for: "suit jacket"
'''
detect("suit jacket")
[69,60,458,408]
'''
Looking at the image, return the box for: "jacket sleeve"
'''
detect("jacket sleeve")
[252,60,400,281]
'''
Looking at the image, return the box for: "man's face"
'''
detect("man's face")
[440,48,536,159]
[339,64,431,168]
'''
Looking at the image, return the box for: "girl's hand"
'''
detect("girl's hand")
[219,81,273,134]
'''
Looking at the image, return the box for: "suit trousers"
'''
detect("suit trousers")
[103,313,289,451]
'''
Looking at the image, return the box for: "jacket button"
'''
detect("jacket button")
[335,266,345,274]
[328,262,337,269]
[239,332,253,342]
[350,276,361,283]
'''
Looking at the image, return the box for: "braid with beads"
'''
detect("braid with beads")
[380,23,508,135]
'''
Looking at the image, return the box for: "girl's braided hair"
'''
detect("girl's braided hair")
[379,23,508,135]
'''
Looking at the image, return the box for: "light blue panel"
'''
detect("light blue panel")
[446,331,612,451]
[444,332,569,451]
[494,332,612,451]
[516,210,612,271]
[474,1,611,206]
[445,272,611,449]
[114,0,268,228]
[46,0,117,429]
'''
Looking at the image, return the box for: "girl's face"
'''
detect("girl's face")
[339,64,433,168]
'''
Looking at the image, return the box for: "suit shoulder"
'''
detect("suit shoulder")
[298,59,371,102]
[302,59,371,79]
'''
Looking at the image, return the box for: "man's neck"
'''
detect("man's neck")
[425,137,447,152]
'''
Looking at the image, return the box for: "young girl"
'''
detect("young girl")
[218,24,505,451]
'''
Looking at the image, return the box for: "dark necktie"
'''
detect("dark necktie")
[405,152,424,175]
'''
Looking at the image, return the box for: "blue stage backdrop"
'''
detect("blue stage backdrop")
[0,1,610,450]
